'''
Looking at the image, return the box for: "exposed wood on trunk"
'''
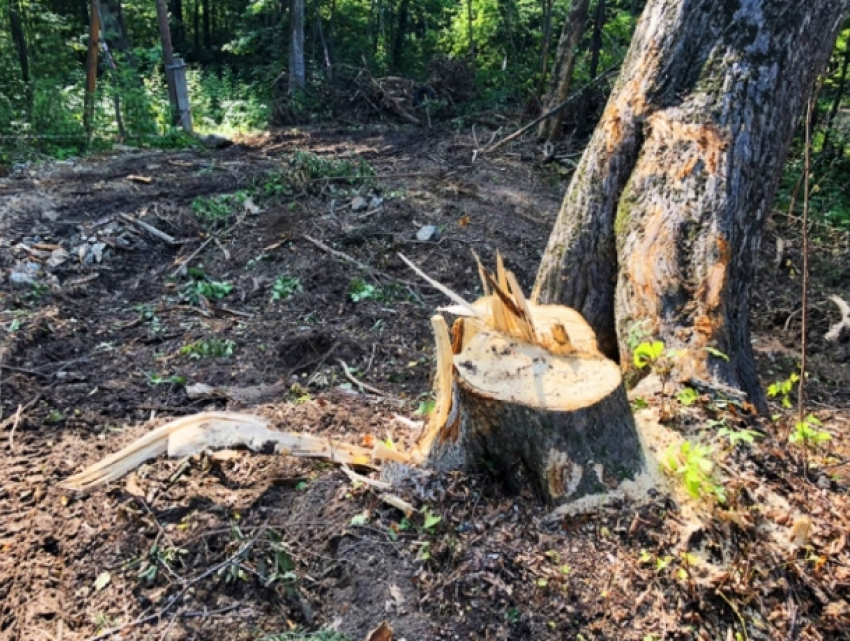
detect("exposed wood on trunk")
[533,0,849,412]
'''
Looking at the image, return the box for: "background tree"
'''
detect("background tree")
[533,0,850,412]
[537,0,590,142]
[288,0,305,92]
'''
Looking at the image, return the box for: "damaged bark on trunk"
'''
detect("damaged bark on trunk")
[533,0,849,412]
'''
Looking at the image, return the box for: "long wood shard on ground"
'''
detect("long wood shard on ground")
[61,411,408,493]
[63,253,645,506]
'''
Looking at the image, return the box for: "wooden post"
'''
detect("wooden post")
[83,0,101,137]
[155,0,179,126]
[168,58,193,132]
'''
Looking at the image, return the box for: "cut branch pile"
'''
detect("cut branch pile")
[352,70,423,125]
[62,253,645,506]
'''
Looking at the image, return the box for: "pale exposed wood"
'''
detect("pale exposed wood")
[826,295,850,342]
[455,331,618,410]
[61,411,408,493]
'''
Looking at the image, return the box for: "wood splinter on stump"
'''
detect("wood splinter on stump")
[407,252,646,504]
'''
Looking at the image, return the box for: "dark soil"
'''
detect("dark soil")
[0,126,848,641]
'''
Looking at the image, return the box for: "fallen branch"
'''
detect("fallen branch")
[825,295,850,342]
[304,235,420,294]
[304,234,376,275]
[171,217,245,278]
[120,214,179,245]
[337,358,388,396]
[484,64,620,153]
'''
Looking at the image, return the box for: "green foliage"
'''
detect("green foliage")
[767,372,800,409]
[180,338,236,359]
[192,191,249,228]
[717,427,761,448]
[676,387,699,406]
[146,372,187,386]
[661,441,726,504]
[421,507,442,533]
[633,340,665,369]
[271,274,303,301]
[789,414,832,449]
[180,271,233,305]
[126,543,187,586]
[348,278,378,302]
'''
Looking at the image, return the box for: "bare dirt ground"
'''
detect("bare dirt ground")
[0,126,848,641]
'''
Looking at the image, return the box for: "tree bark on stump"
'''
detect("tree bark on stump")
[425,329,644,504]
[533,0,850,412]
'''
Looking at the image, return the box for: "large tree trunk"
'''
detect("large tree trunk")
[537,0,590,143]
[533,0,849,412]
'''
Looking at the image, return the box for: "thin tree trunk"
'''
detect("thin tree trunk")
[193,0,199,51]
[466,0,476,69]
[8,0,29,84]
[391,0,409,72]
[202,0,210,50]
[535,0,554,101]
[83,0,100,135]
[289,0,306,91]
[155,0,179,125]
[533,0,849,412]
[170,0,184,50]
[538,0,590,142]
[822,37,850,155]
[575,0,605,134]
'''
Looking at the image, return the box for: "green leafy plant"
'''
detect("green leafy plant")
[180,275,233,305]
[767,372,800,408]
[421,507,442,533]
[146,372,187,386]
[134,303,163,333]
[191,191,249,228]
[271,274,303,301]
[717,427,761,448]
[127,544,187,586]
[661,441,726,504]
[789,414,831,449]
[415,398,436,416]
[632,338,683,413]
[348,278,377,302]
[259,530,298,588]
[676,387,699,406]
[180,338,235,359]
[633,340,665,368]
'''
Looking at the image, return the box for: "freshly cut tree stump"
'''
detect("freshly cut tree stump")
[425,328,644,503]
[409,253,646,505]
